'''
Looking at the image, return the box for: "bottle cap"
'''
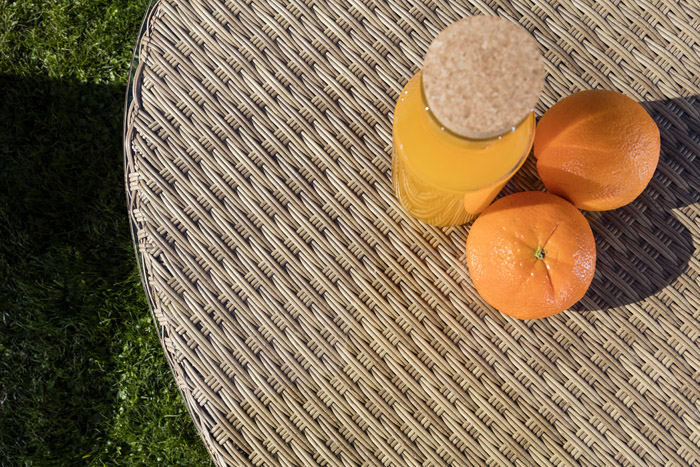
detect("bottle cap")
[422,16,544,139]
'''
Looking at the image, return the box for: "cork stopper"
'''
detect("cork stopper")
[422,16,544,139]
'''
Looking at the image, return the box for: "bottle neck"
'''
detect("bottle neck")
[419,71,525,145]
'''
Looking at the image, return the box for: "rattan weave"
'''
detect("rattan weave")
[124,0,700,465]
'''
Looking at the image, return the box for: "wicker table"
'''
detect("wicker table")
[124,0,700,465]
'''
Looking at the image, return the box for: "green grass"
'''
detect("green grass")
[0,1,212,465]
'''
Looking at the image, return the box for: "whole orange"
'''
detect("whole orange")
[534,90,660,211]
[466,192,596,320]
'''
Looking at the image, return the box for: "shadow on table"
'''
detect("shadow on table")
[505,96,698,312]
[571,96,699,311]
[0,74,209,465]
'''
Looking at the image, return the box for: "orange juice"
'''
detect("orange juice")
[392,71,535,226]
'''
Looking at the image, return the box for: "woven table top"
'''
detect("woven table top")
[124,0,700,465]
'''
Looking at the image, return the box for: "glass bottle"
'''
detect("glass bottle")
[392,16,544,226]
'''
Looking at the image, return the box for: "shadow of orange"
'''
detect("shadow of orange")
[576,96,698,310]
[500,96,698,312]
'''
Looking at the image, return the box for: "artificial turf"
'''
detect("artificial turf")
[0,1,212,465]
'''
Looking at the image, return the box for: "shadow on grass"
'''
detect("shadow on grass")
[0,75,210,466]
